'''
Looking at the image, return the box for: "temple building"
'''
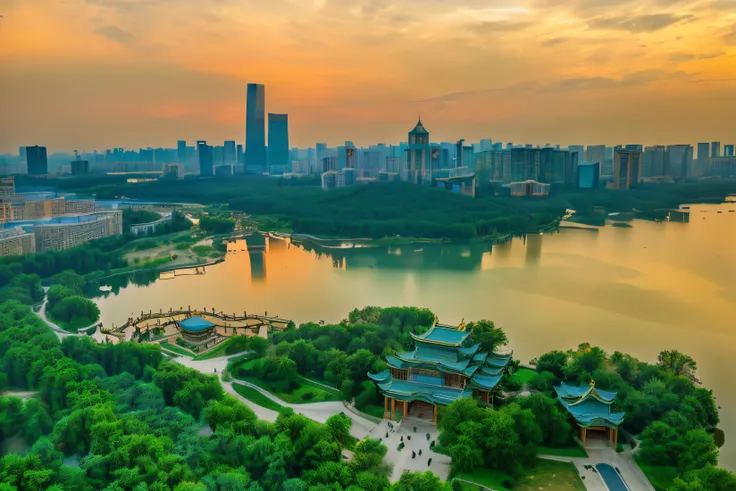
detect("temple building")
[554,381,625,446]
[367,319,512,423]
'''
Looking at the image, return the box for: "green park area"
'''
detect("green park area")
[159,342,195,357]
[455,459,585,491]
[21,173,736,242]
[1,296,735,490]
[231,356,342,404]
[231,382,286,413]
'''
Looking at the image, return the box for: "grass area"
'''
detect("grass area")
[513,460,586,491]
[234,357,343,403]
[455,460,585,491]
[160,342,194,357]
[232,383,286,413]
[239,376,342,404]
[636,460,678,491]
[192,245,214,257]
[454,468,512,491]
[47,308,97,333]
[358,404,385,419]
[537,445,588,458]
[508,367,537,387]
[193,337,245,361]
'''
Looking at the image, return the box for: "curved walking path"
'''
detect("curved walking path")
[33,296,100,341]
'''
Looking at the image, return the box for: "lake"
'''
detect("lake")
[94,202,736,470]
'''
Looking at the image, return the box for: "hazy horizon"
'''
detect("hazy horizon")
[1,0,735,154]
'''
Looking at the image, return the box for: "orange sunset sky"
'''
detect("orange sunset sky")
[1,0,735,154]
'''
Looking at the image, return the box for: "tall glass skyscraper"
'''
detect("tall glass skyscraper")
[267,113,289,175]
[246,84,266,173]
[197,140,213,177]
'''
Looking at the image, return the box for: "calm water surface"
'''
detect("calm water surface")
[95,202,736,470]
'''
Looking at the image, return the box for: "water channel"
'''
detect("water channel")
[94,202,736,470]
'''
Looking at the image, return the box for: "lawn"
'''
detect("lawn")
[513,460,586,491]
[232,383,286,413]
[358,404,385,419]
[455,460,585,491]
[194,337,247,360]
[160,342,194,357]
[636,460,678,491]
[238,375,342,404]
[537,445,588,458]
[454,468,512,491]
[508,367,537,387]
[192,245,214,257]
[233,357,343,403]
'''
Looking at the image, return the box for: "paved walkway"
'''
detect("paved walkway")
[173,355,378,439]
[370,418,451,483]
[540,438,655,491]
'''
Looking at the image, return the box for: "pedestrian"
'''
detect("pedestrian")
[428,458,432,467]
[400,436,404,442]
[419,449,422,456]
[412,451,416,459]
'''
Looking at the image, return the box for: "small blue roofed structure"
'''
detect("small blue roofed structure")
[554,380,624,446]
[179,315,215,332]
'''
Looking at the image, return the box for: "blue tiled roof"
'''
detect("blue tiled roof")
[179,315,215,332]
[375,376,472,405]
[554,383,624,429]
[469,374,503,390]
[411,325,471,346]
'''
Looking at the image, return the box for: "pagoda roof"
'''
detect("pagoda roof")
[368,370,472,405]
[179,315,215,332]
[410,324,471,346]
[409,119,429,135]
[555,381,617,404]
[469,373,504,391]
[554,382,624,429]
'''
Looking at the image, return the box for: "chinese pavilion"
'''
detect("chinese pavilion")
[367,319,512,423]
[177,315,216,342]
[554,381,625,446]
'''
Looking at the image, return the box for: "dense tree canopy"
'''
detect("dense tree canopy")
[0,301,452,490]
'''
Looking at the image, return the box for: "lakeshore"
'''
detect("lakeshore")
[88,201,736,471]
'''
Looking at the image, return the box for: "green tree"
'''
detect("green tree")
[658,350,697,378]
[468,320,508,354]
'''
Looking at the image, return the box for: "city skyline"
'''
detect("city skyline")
[1,0,736,153]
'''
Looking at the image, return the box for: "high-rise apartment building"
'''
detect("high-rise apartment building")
[712,142,721,158]
[223,141,236,166]
[267,114,289,175]
[610,149,641,189]
[666,144,693,178]
[197,140,214,177]
[642,145,666,177]
[26,146,48,175]
[177,140,187,164]
[585,145,607,175]
[246,83,266,172]
[724,144,735,157]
